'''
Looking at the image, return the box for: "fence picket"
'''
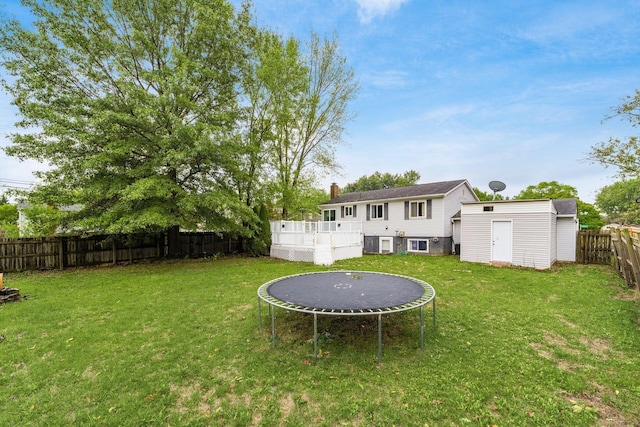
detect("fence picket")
[576,231,612,265]
[0,232,242,273]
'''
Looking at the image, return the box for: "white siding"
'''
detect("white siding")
[461,201,556,269]
[510,212,554,269]
[322,181,478,241]
[464,200,553,215]
[443,184,474,236]
[557,217,577,261]
[460,213,492,264]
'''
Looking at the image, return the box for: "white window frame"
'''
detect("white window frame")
[371,204,384,220]
[410,201,426,219]
[323,209,336,221]
[379,237,394,254]
[344,206,353,217]
[407,238,429,253]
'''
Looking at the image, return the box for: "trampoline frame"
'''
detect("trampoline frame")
[257,271,436,362]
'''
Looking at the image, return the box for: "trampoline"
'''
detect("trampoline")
[257,271,436,362]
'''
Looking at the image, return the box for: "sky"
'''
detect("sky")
[1,0,640,203]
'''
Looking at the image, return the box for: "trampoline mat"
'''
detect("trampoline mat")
[267,271,425,311]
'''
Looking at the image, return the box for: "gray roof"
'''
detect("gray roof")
[321,179,470,205]
[553,198,578,216]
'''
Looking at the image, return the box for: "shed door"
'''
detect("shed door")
[492,221,512,263]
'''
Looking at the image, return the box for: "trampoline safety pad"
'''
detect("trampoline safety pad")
[257,271,436,362]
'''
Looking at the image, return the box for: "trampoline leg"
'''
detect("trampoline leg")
[270,304,276,348]
[377,314,382,363]
[314,313,318,363]
[433,298,437,330]
[420,305,424,350]
[258,296,262,329]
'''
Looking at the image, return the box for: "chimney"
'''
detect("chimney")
[330,182,339,199]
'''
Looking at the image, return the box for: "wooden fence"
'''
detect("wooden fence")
[576,231,612,265]
[610,229,640,291]
[0,232,242,273]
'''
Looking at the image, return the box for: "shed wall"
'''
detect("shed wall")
[556,217,577,261]
[461,211,555,269]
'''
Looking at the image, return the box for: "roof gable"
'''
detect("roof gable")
[321,179,472,205]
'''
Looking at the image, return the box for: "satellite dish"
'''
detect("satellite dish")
[488,180,506,200]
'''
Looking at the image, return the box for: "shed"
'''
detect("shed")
[460,198,578,269]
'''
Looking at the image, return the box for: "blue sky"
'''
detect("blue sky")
[1,0,639,203]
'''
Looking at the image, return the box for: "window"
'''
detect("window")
[371,204,384,219]
[407,239,429,253]
[344,206,353,217]
[323,209,336,221]
[483,206,494,212]
[410,201,425,218]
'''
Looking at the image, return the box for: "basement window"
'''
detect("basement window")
[407,239,429,253]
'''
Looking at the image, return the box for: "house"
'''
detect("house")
[459,198,578,269]
[319,179,479,255]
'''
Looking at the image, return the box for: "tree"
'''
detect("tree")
[342,170,420,193]
[515,180,604,229]
[515,181,578,199]
[231,29,308,214]
[588,90,640,178]
[246,203,271,256]
[578,201,606,230]
[0,203,19,238]
[0,0,256,254]
[472,187,504,201]
[19,204,62,237]
[595,178,640,225]
[265,32,359,218]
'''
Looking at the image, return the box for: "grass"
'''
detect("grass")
[1,254,639,426]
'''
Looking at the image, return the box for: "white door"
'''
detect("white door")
[492,221,512,263]
[380,237,393,254]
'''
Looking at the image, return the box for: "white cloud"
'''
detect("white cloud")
[364,70,409,89]
[355,0,410,23]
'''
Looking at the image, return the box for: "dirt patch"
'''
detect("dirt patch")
[280,393,295,418]
[579,337,610,360]
[563,389,633,427]
[613,290,639,301]
[81,366,99,381]
[529,342,553,361]
[545,332,581,355]
[170,383,219,416]
[555,314,579,329]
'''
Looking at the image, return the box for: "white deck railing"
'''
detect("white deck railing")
[270,221,362,247]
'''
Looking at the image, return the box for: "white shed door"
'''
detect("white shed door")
[492,221,512,263]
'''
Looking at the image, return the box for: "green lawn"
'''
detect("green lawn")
[1,255,639,426]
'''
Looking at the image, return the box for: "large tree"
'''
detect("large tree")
[0,0,255,252]
[265,32,359,218]
[342,170,420,193]
[595,178,640,225]
[515,180,578,200]
[588,90,640,178]
[515,181,604,229]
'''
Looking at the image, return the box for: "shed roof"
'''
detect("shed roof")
[321,179,471,205]
[552,198,578,216]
